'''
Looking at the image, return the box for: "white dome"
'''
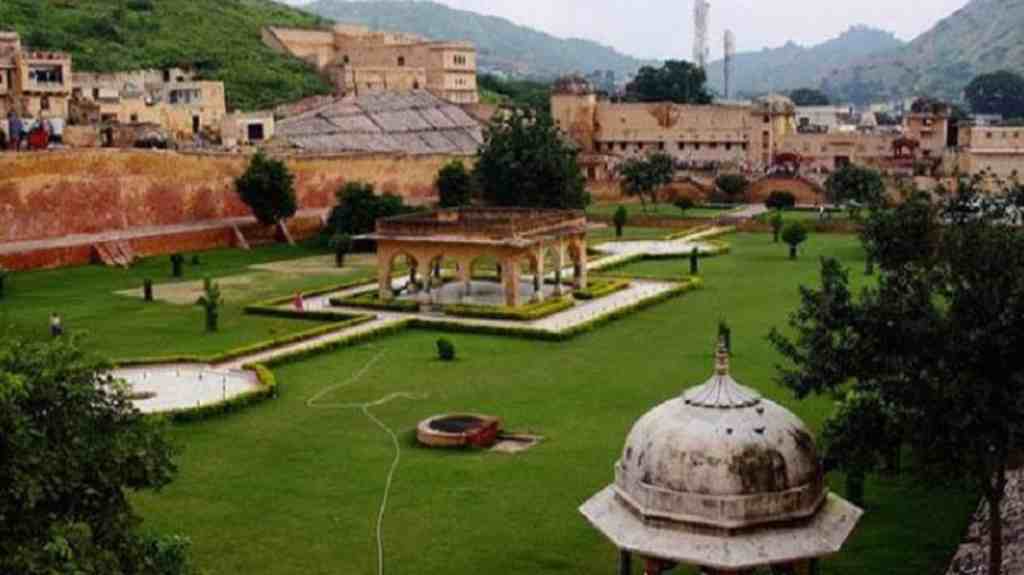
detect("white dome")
[613,346,825,529]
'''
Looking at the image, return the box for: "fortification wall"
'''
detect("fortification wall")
[0,149,457,245]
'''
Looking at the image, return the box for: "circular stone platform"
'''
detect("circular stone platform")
[113,365,262,414]
[417,413,504,448]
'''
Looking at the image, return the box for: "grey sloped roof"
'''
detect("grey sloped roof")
[275,90,482,155]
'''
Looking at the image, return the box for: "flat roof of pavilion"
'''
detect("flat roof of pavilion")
[360,208,587,248]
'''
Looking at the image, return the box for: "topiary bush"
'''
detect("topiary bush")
[0,265,7,300]
[436,338,456,362]
[613,206,627,237]
[782,221,809,259]
[765,190,797,210]
[170,254,185,278]
[674,197,695,216]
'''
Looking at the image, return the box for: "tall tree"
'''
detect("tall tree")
[619,152,675,212]
[965,71,1024,119]
[436,160,475,208]
[625,60,713,105]
[715,173,750,203]
[789,88,830,106]
[235,151,297,227]
[0,336,191,575]
[326,181,411,237]
[770,182,1024,575]
[474,109,588,209]
[824,165,886,218]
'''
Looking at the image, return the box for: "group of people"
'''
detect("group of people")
[3,110,64,151]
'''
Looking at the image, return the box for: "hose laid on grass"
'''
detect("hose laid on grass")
[306,350,425,575]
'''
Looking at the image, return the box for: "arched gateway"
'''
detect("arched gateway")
[361,208,589,308]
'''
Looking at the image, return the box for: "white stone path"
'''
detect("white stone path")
[115,227,728,414]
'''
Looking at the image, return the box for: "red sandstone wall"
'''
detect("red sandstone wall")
[0,150,459,244]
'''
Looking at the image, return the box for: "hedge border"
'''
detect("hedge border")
[330,293,422,313]
[443,296,575,321]
[155,364,279,424]
[244,277,376,318]
[574,278,632,300]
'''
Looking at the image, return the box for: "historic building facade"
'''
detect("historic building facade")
[0,31,73,120]
[263,24,478,104]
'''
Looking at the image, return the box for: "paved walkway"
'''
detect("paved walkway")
[114,227,723,414]
[726,204,769,220]
[0,208,329,255]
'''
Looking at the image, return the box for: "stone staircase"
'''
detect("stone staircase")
[94,240,137,268]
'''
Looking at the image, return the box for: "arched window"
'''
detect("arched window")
[397,56,405,67]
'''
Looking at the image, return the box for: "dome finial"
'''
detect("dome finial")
[715,339,730,376]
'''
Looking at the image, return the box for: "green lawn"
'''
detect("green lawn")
[112,233,973,575]
[588,202,737,220]
[756,209,852,225]
[0,242,376,360]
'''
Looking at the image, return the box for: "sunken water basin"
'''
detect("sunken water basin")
[417,414,504,448]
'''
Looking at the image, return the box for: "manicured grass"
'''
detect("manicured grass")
[587,226,677,246]
[125,233,974,575]
[756,208,852,224]
[588,202,737,220]
[0,242,376,360]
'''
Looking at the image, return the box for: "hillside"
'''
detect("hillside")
[824,0,1024,103]
[704,25,904,99]
[0,0,333,111]
[301,0,650,79]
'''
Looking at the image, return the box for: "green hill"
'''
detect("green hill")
[704,25,904,99]
[823,0,1024,103]
[0,0,333,111]
[301,0,650,79]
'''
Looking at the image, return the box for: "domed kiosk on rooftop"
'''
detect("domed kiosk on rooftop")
[580,344,862,575]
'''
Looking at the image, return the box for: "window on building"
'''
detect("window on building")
[987,132,993,139]
[413,80,420,90]
[248,123,265,142]
[163,70,171,83]
[398,56,405,67]
[678,142,686,150]
[741,143,748,151]
[694,143,701,151]
[658,142,665,151]
[130,113,139,123]
[343,55,350,65]
[587,166,596,180]
[40,96,50,111]
[763,114,770,123]
[709,143,718,150]
[93,88,99,99]
[725,143,732,151]
[620,142,627,151]
[29,66,63,85]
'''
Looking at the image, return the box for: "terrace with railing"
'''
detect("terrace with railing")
[375,207,587,241]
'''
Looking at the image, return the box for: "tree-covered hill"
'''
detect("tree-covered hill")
[0,0,333,111]
[301,0,651,79]
[824,0,1024,103]
[704,25,904,99]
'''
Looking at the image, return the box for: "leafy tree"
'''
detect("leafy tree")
[781,221,808,259]
[789,88,830,106]
[0,336,191,575]
[170,253,185,278]
[765,190,797,210]
[474,109,588,209]
[0,265,7,299]
[825,165,886,219]
[330,233,353,268]
[436,338,456,362]
[625,60,713,105]
[436,160,474,208]
[477,74,551,113]
[770,211,785,243]
[715,173,750,203]
[196,277,221,333]
[770,180,1024,574]
[821,390,898,506]
[326,181,413,237]
[619,153,675,212]
[965,71,1024,119]
[613,206,628,238]
[674,197,695,216]
[235,151,297,227]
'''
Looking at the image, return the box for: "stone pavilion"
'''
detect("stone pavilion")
[363,208,589,307]
[580,344,863,575]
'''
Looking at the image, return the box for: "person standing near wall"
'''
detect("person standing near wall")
[6,111,21,151]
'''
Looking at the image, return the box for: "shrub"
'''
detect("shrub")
[714,174,750,203]
[613,206,627,237]
[770,211,785,243]
[436,338,456,361]
[330,293,421,313]
[444,297,574,321]
[170,254,185,278]
[782,221,809,259]
[436,160,474,208]
[330,233,353,268]
[0,265,7,299]
[674,197,695,215]
[196,277,221,332]
[765,190,797,210]
[573,279,631,300]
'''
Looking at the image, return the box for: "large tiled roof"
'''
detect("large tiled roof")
[275,91,483,155]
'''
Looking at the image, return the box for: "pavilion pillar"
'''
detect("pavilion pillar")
[501,257,520,307]
[618,550,632,575]
[418,261,432,295]
[378,260,393,301]
[553,242,566,296]
[573,239,588,290]
[457,259,472,296]
[532,249,546,303]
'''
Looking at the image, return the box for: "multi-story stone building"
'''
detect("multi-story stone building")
[0,31,73,120]
[71,68,227,138]
[263,24,479,104]
[957,125,1024,179]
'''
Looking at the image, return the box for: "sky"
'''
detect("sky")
[287,0,972,60]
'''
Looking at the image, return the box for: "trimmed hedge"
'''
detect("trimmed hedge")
[443,296,575,321]
[330,292,422,313]
[244,278,376,318]
[574,279,631,300]
[149,363,279,424]
[115,314,374,367]
[412,277,703,341]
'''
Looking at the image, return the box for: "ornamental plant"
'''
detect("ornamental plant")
[436,338,456,362]
[782,221,809,259]
[196,277,222,333]
[613,206,628,238]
